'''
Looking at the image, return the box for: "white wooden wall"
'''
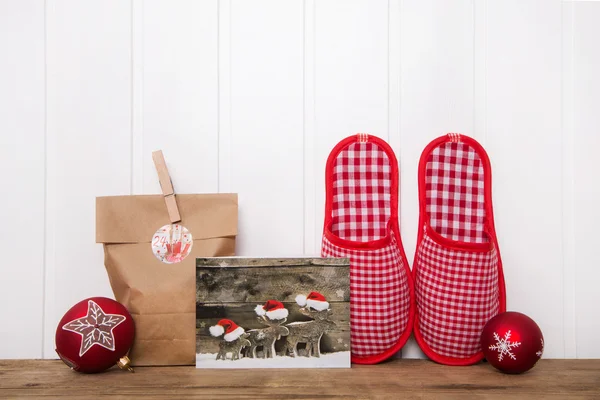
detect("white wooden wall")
[1,0,598,360]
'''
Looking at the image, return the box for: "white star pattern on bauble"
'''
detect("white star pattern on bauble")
[62,300,126,357]
[536,338,544,358]
[488,330,521,362]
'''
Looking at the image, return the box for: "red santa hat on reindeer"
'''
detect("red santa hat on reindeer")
[295,291,330,311]
[209,319,245,342]
[255,300,289,320]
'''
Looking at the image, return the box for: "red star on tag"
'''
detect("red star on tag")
[62,300,126,357]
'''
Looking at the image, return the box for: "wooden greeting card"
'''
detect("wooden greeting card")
[196,257,350,368]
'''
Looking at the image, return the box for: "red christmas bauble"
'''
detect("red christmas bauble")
[481,311,544,374]
[55,297,135,373]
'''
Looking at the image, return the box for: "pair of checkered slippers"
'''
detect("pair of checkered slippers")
[321,133,506,365]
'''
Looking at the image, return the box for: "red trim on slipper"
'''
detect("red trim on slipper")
[412,133,506,366]
[323,220,392,250]
[323,134,415,365]
[425,223,493,253]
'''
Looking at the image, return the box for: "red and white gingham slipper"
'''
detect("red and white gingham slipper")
[413,133,506,365]
[321,133,414,364]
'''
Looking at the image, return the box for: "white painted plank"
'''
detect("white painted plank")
[398,0,475,264]
[572,1,600,359]
[218,0,232,194]
[44,0,131,357]
[388,0,402,359]
[303,0,317,255]
[388,0,401,156]
[561,0,576,359]
[226,0,304,256]
[131,0,144,195]
[473,0,487,143]
[0,0,45,359]
[312,0,390,254]
[398,0,475,359]
[314,0,389,142]
[484,0,563,358]
[139,0,219,194]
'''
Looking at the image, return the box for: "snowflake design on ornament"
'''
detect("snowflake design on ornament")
[62,300,126,356]
[536,338,544,358]
[489,330,521,362]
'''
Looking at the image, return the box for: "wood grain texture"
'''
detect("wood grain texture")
[197,257,350,268]
[1,360,599,399]
[196,302,350,354]
[196,261,350,303]
[196,258,350,355]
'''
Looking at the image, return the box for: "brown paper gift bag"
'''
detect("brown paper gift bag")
[96,151,237,366]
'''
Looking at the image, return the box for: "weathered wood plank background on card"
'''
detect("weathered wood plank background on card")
[196,257,350,303]
[196,303,350,354]
[196,258,350,355]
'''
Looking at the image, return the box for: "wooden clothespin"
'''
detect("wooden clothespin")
[152,150,181,223]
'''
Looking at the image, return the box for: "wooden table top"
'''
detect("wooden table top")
[1,359,599,399]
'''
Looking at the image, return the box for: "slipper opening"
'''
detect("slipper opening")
[330,141,393,243]
[425,140,489,244]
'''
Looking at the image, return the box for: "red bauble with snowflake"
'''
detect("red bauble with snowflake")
[481,311,544,374]
[55,297,135,373]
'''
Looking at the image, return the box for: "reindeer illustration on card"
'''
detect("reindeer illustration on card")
[196,258,350,368]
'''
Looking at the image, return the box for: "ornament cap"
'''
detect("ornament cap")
[117,356,135,373]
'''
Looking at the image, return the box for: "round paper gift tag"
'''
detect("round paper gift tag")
[152,224,193,264]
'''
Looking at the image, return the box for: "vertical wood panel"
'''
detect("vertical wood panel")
[0,0,45,358]
[398,0,475,263]
[388,0,401,156]
[311,0,390,255]
[573,1,600,359]
[485,0,563,358]
[140,0,219,194]
[398,0,475,359]
[226,0,304,256]
[303,0,317,255]
[388,0,402,358]
[560,0,576,359]
[218,0,232,194]
[44,0,131,357]
[131,0,144,195]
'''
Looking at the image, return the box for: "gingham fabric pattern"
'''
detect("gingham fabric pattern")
[415,231,499,358]
[322,234,410,358]
[425,142,488,243]
[331,142,391,242]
